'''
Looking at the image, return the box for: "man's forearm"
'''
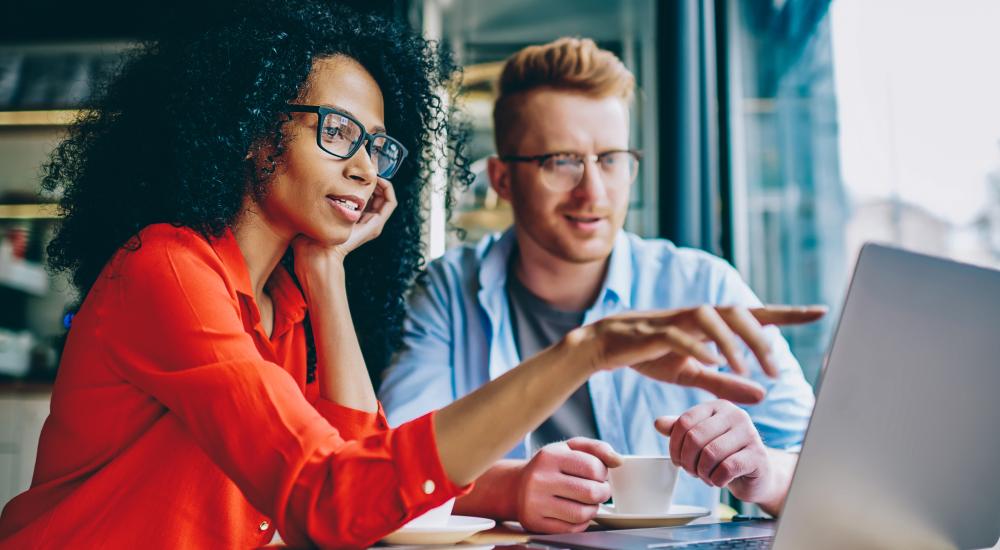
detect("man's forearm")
[755,449,798,516]
[453,459,525,520]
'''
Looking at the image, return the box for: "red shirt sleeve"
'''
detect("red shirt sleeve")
[307,383,392,440]
[101,228,468,547]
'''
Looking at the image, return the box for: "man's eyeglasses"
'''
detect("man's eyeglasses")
[286,104,408,179]
[499,150,641,192]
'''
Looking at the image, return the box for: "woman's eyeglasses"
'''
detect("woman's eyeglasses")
[499,150,641,192]
[286,104,408,179]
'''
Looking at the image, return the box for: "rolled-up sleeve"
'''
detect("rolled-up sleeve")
[310,390,392,440]
[101,232,468,548]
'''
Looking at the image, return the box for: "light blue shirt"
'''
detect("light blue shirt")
[379,229,814,509]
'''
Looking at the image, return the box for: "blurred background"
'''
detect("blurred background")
[1,0,999,506]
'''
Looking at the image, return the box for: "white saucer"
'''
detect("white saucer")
[381,515,497,545]
[594,504,710,529]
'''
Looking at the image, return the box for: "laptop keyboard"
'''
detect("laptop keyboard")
[648,537,774,549]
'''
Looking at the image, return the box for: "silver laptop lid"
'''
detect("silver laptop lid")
[774,244,1000,550]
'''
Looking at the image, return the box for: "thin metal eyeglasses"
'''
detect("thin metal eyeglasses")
[500,150,641,192]
[286,104,408,179]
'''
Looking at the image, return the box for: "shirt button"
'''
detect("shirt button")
[422,480,436,495]
[259,520,270,531]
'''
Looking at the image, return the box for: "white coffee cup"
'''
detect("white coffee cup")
[404,497,456,528]
[607,455,679,514]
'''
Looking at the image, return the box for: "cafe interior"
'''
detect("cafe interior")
[0,0,998,548]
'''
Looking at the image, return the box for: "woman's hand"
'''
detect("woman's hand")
[433,304,824,487]
[292,177,397,286]
[571,305,826,404]
[330,177,398,259]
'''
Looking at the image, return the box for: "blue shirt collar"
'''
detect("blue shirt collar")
[478,227,634,312]
[477,228,516,294]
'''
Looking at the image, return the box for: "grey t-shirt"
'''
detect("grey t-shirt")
[506,268,600,452]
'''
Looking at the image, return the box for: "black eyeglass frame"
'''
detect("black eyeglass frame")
[286,104,409,179]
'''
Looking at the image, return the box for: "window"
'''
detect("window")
[724,0,1000,383]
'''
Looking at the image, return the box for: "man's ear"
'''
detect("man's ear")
[487,156,514,201]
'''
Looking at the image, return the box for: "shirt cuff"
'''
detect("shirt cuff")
[389,410,474,517]
[313,399,391,441]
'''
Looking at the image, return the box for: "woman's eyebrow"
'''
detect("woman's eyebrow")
[320,103,387,134]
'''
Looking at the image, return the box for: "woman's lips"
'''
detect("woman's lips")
[327,195,364,223]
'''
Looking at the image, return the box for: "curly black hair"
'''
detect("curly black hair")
[42,0,471,386]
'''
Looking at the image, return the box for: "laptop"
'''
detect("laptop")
[532,244,1000,550]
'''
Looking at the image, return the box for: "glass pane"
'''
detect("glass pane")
[321,112,359,155]
[725,0,1000,384]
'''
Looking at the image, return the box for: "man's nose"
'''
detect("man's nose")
[571,159,609,201]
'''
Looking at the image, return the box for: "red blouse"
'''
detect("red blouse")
[0,224,467,549]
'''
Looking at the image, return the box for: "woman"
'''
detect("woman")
[0,2,821,548]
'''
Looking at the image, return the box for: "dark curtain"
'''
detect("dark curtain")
[656,0,722,254]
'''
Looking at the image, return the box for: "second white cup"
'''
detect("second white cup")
[607,455,679,515]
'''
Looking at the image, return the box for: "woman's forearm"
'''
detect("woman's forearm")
[432,304,828,487]
[433,329,594,486]
[301,261,378,412]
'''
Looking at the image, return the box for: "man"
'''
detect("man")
[379,37,814,534]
